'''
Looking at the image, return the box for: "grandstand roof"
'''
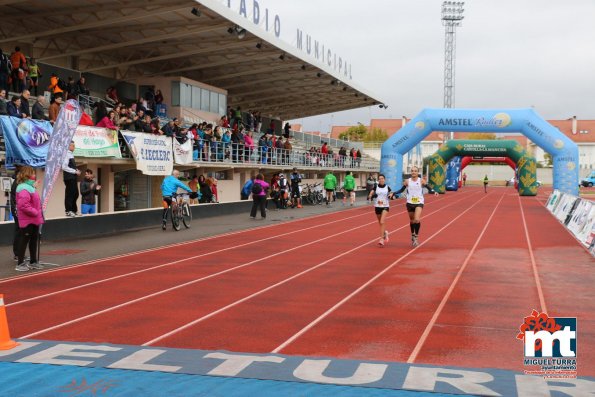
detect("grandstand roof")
[0,0,383,120]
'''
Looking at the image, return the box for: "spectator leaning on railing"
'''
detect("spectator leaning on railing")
[0,88,7,115]
[32,95,48,121]
[7,95,24,118]
[49,94,63,123]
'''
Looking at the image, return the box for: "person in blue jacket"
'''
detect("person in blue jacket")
[161,169,193,229]
[241,174,255,200]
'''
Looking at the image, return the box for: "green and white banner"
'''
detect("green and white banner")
[73,126,122,158]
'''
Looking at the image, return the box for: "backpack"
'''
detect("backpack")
[57,78,67,91]
[251,181,263,195]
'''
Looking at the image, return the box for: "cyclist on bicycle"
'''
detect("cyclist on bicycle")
[161,170,193,229]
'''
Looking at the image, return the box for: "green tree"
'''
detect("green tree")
[363,127,388,142]
[338,125,367,141]
[543,152,553,166]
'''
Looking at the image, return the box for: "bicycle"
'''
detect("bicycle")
[163,193,193,231]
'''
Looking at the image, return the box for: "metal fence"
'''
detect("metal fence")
[290,130,364,152]
[117,135,378,170]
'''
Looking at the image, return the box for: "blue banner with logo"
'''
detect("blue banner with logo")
[445,156,461,191]
[0,116,53,169]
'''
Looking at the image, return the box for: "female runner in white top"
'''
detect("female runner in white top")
[367,174,394,246]
[394,166,439,247]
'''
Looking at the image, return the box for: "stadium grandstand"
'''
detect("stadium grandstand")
[0,0,384,218]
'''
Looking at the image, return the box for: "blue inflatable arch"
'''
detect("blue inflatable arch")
[380,108,579,195]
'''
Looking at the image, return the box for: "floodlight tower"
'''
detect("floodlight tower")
[442,1,465,139]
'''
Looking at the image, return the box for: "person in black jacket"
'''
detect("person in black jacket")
[19,89,31,118]
[62,141,81,216]
[10,165,22,261]
[198,175,213,204]
[31,95,49,120]
[80,169,101,214]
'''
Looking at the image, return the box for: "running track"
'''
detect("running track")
[2,187,594,377]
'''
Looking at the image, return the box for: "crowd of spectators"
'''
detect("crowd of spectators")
[0,47,366,170]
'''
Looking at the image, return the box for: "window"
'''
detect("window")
[209,91,218,114]
[201,89,210,112]
[180,83,192,108]
[207,171,228,180]
[171,82,180,106]
[218,93,226,116]
[192,86,201,109]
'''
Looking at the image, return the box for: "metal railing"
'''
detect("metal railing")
[290,130,364,152]
[117,135,379,170]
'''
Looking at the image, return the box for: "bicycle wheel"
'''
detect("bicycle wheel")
[182,202,192,228]
[171,203,181,231]
[316,192,324,205]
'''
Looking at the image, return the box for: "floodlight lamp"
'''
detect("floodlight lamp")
[191,7,201,17]
[300,64,306,70]
[256,42,262,49]
[279,53,285,60]
[316,72,322,77]
[227,27,234,34]
[236,28,246,39]
[342,86,347,91]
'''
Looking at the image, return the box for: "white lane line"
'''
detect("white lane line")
[0,205,367,283]
[142,191,474,346]
[520,196,547,313]
[271,191,491,354]
[8,210,372,307]
[406,193,505,363]
[20,209,409,339]
[24,191,474,341]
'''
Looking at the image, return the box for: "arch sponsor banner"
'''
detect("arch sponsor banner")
[0,115,52,168]
[120,131,173,176]
[72,126,122,158]
[381,108,579,195]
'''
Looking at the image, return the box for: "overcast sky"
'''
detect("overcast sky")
[245,0,595,132]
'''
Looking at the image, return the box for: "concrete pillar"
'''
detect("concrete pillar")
[100,165,114,213]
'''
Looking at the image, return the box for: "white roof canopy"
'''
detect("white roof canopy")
[0,0,383,120]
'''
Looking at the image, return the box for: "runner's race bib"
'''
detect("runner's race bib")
[377,200,385,206]
[410,197,420,204]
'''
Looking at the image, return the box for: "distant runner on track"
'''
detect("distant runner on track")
[368,174,394,247]
[394,166,439,247]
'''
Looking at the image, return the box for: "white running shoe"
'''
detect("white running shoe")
[412,236,419,247]
[378,238,385,247]
[384,231,389,243]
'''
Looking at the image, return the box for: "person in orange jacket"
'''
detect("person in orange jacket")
[48,73,64,97]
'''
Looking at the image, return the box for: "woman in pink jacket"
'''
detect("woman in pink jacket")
[15,166,45,272]
[250,173,269,219]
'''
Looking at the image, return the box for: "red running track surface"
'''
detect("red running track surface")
[2,187,594,376]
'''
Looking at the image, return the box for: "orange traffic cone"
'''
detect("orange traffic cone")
[0,294,19,350]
